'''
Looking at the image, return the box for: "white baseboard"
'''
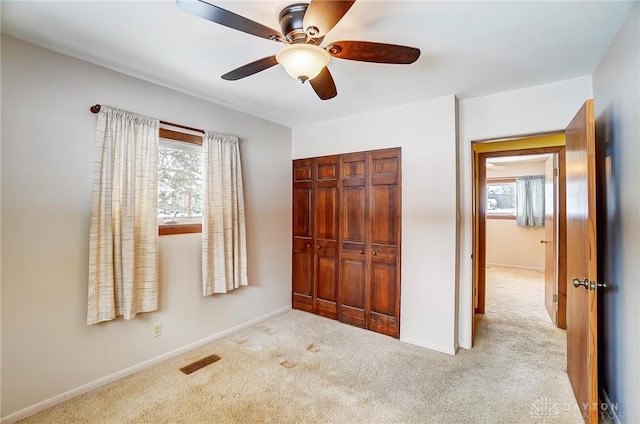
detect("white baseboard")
[1,306,291,424]
[486,262,544,271]
[400,336,457,355]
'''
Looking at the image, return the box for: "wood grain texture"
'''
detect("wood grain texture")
[557,148,567,330]
[565,99,598,423]
[292,159,315,312]
[293,148,401,338]
[328,41,420,64]
[221,56,278,81]
[544,156,557,323]
[159,223,202,236]
[310,67,337,100]
[314,156,339,319]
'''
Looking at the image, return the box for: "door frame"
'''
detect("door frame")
[471,132,566,343]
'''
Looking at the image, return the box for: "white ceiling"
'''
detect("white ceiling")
[1,0,634,127]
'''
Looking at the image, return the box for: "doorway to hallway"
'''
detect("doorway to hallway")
[472,133,566,344]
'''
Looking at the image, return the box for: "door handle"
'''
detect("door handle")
[540,239,550,244]
[572,277,588,289]
[573,277,608,291]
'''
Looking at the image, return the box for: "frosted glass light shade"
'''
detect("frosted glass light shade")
[276,44,330,82]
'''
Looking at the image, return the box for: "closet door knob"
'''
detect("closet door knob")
[372,251,377,256]
[359,250,364,254]
[306,243,311,248]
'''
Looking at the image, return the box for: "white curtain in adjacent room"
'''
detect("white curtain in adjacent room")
[515,175,545,227]
[202,131,248,295]
[87,106,160,325]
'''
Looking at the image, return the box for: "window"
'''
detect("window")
[158,128,203,235]
[486,178,516,219]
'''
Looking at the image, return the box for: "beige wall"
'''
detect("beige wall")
[1,35,292,418]
[485,159,547,270]
[486,220,545,269]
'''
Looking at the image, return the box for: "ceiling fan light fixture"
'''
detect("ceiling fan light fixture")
[276,44,330,82]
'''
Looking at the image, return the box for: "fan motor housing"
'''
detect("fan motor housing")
[279,3,309,43]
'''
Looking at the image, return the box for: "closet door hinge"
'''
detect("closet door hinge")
[553,294,558,303]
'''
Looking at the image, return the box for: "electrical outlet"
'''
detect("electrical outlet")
[153,322,162,338]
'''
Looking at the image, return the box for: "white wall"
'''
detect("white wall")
[0,35,292,419]
[592,3,640,420]
[292,95,459,354]
[458,76,593,349]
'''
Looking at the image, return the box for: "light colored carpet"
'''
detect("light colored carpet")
[19,266,583,423]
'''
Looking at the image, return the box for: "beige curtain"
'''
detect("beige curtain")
[202,131,248,295]
[87,106,160,325]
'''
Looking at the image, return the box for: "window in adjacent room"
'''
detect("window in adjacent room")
[486,178,516,219]
[158,128,203,235]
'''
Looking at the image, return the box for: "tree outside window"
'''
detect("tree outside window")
[158,140,203,223]
[487,178,516,218]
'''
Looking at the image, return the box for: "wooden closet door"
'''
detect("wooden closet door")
[368,149,401,337]
[314,156,339,319]
[339,152,368,328]
[294,148,401,338]
[292,159,314,312]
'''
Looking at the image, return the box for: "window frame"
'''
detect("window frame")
[486,177,517,220]
[158,127,204,236]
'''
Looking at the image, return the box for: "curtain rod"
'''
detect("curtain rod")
[90,104,205,135]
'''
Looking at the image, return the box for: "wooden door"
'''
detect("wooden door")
[339,152,368,328]
[543,155,557,323]
[368,149,401,337]
[565,99,599,423]
[292,159,314,312]
[314,156,339,319]
[294,148,402,338]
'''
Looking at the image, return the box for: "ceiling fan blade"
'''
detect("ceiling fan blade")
[303,0,356,38]
[221,56,278,80]
[310,67,337,100]
[176,0,283,42]
[327,41,420,64]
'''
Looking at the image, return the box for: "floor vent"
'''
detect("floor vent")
[180,354,221,375]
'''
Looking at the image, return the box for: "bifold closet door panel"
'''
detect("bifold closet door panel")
[340,251,367,328]
[368,149,401,336]
[369,246,399,337]
[314,156,339,319]
[370,149,400,246]
[292,159,314,312]
[339,152,368,327]
[292,239,314,311]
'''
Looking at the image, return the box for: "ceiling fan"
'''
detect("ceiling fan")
[176,0,421,100]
